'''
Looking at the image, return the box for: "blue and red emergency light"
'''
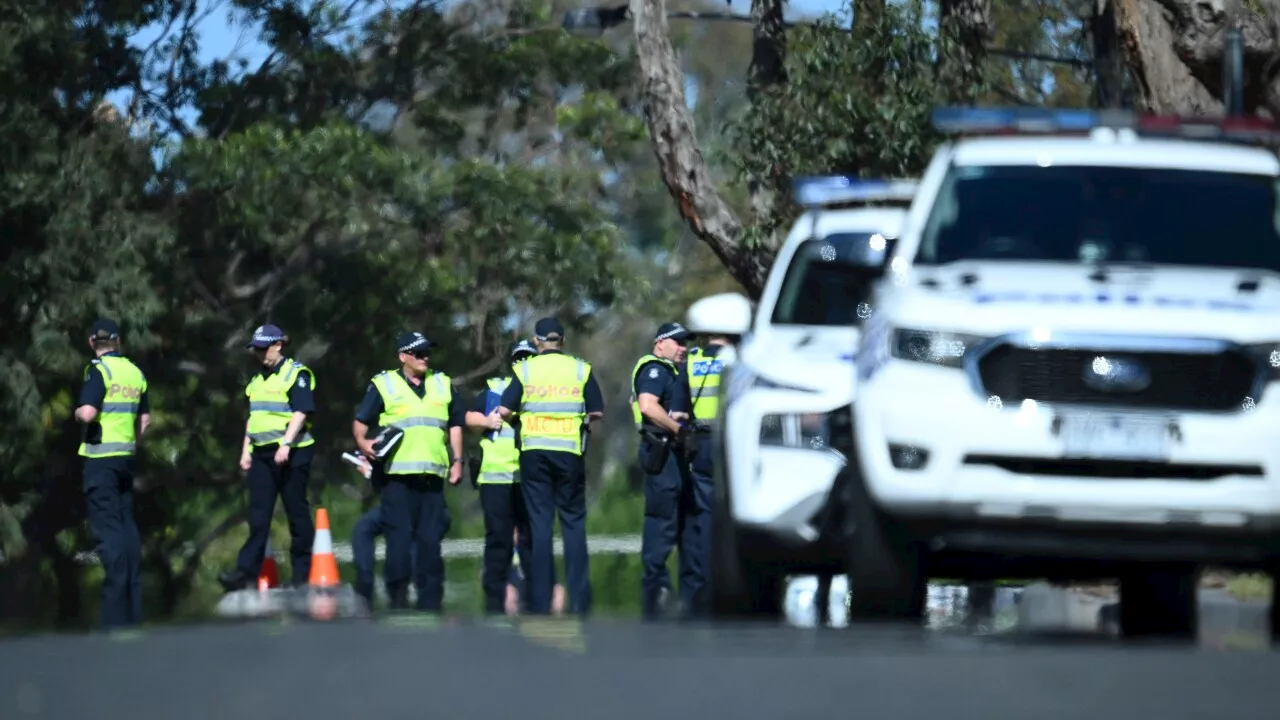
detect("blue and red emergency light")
[931,107,1280,143]
[791,176,919,209]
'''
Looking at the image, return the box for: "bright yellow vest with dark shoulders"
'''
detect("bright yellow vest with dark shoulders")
[374,370,452,476]
[630,354,679,428]
[479,376,520,483]
[687,346,724,421]
[516,353,590,455]
[245,359,316,449]
[79,355,147,458]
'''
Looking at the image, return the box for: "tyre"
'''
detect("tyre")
[1117,565,1198,640]
[841,465,927,622]
[710,482,784,620]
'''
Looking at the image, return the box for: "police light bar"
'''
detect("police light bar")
[792,176,919,208]
[932,107,1280,143]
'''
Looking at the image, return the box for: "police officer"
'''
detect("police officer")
[465,339,537,614]
[219,324,316,592]
[497,318,604,616]
[683,332,732,618]
[75,319,150,628]
[353,331,464,611]
[632,321,699,620]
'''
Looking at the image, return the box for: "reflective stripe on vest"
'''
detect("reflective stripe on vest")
[245,360,316,448]
[375,370,452,476]
[479,376,520,483]
[79,355,147,458]
[687,346,723,421]
[517,354,589,455]
[630,354,679,428]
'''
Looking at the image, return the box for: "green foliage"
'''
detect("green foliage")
[727,0,955,241]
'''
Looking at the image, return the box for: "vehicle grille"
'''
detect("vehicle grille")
[976,345,1257,412]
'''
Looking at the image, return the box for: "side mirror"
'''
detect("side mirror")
[685,292,753,339]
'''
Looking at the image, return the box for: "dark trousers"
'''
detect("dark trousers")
[685,434,716,618]
[352,505,423,604]
[520,450,590,615]
[381,474,448,611]
[639,443,698,620]
[83,458,143,628]
[235,445,315,584]
[480,481,531,614]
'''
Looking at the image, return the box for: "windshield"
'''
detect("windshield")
[916,165,1280,273]
[771,232,883,326]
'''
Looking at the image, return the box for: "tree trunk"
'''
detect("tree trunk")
[937,0,992,103]
[1113,0,1221,115]
[631,0,773,298]
[1091,0,1129,108]
[745,0,788,248]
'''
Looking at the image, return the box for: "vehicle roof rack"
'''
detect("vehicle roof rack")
[791,176,919,209]
[932,107,1280,145]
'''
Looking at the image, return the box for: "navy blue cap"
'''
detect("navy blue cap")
[655,322,692,342]
[246,324,286,349]
[509,339,537,359]
[89,318,120,340]
[397,331,433,354]
[534,317,564,341]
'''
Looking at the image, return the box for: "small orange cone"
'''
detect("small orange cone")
[257,537,280,590]
[307,508,341,587]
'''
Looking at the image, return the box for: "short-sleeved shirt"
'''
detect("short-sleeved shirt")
[79,351,151,469]
[498,351,605,415]
[354,369,466,428]
[634,358,690,419]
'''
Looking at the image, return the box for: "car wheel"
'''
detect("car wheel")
[1117,565,1198,640]
[841,464,927,622]
[710,486,783,620]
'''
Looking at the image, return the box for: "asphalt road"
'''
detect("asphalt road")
[3,615,1279,719]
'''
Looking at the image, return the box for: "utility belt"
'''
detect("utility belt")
[637,422,699,474]
[692,420,713,433]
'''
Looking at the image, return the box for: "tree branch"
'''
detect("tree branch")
[630,0,770,298]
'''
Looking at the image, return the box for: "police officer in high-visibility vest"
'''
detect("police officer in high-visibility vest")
[465,338,537,614]
[353,331,464,611]
[220,324,317,592]
[498,318,604,616]
[632,321,700,620]
[75,319,151,628]
[683,332,732,618]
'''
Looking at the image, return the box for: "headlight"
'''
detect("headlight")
[760,410,848,458]
[890,328,988,368]
[1244,343,1280,381]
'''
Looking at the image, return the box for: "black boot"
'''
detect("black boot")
[218,569,251,593]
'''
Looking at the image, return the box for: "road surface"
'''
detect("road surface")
[2,615,1278,719]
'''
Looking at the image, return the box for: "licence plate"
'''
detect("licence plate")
[1057,413,1171,461]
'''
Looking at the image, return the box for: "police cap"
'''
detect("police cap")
[654,322,692,343]
[509,339,537,360]
[397,331,433,355]
[89,318,120,341]
[534,317,564,341]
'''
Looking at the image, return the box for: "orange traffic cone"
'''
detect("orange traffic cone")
[307,508,341,587]
[257,537,280,590]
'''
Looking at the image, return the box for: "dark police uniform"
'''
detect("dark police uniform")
[355,332,465,610]
[471,340,537,614]
[632,322,699,620]
[221,325,317,591]
[77,319,148,628]
[683,343,726,618]
[499,318,604,616]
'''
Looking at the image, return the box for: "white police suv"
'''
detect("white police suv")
[685,177,917,618]
[847,107,1280,637]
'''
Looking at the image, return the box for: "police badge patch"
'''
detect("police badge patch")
[649,368,659,378]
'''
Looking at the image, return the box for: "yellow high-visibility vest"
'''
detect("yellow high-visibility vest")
[687,346,724,421]
[373,370,452,476]
[245,360,315,449]
[629,354,679,428]
[78,355,147,458]
[479,376,520,483]
[516,353,589,455]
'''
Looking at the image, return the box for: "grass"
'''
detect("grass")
[1225,573,1273,603]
